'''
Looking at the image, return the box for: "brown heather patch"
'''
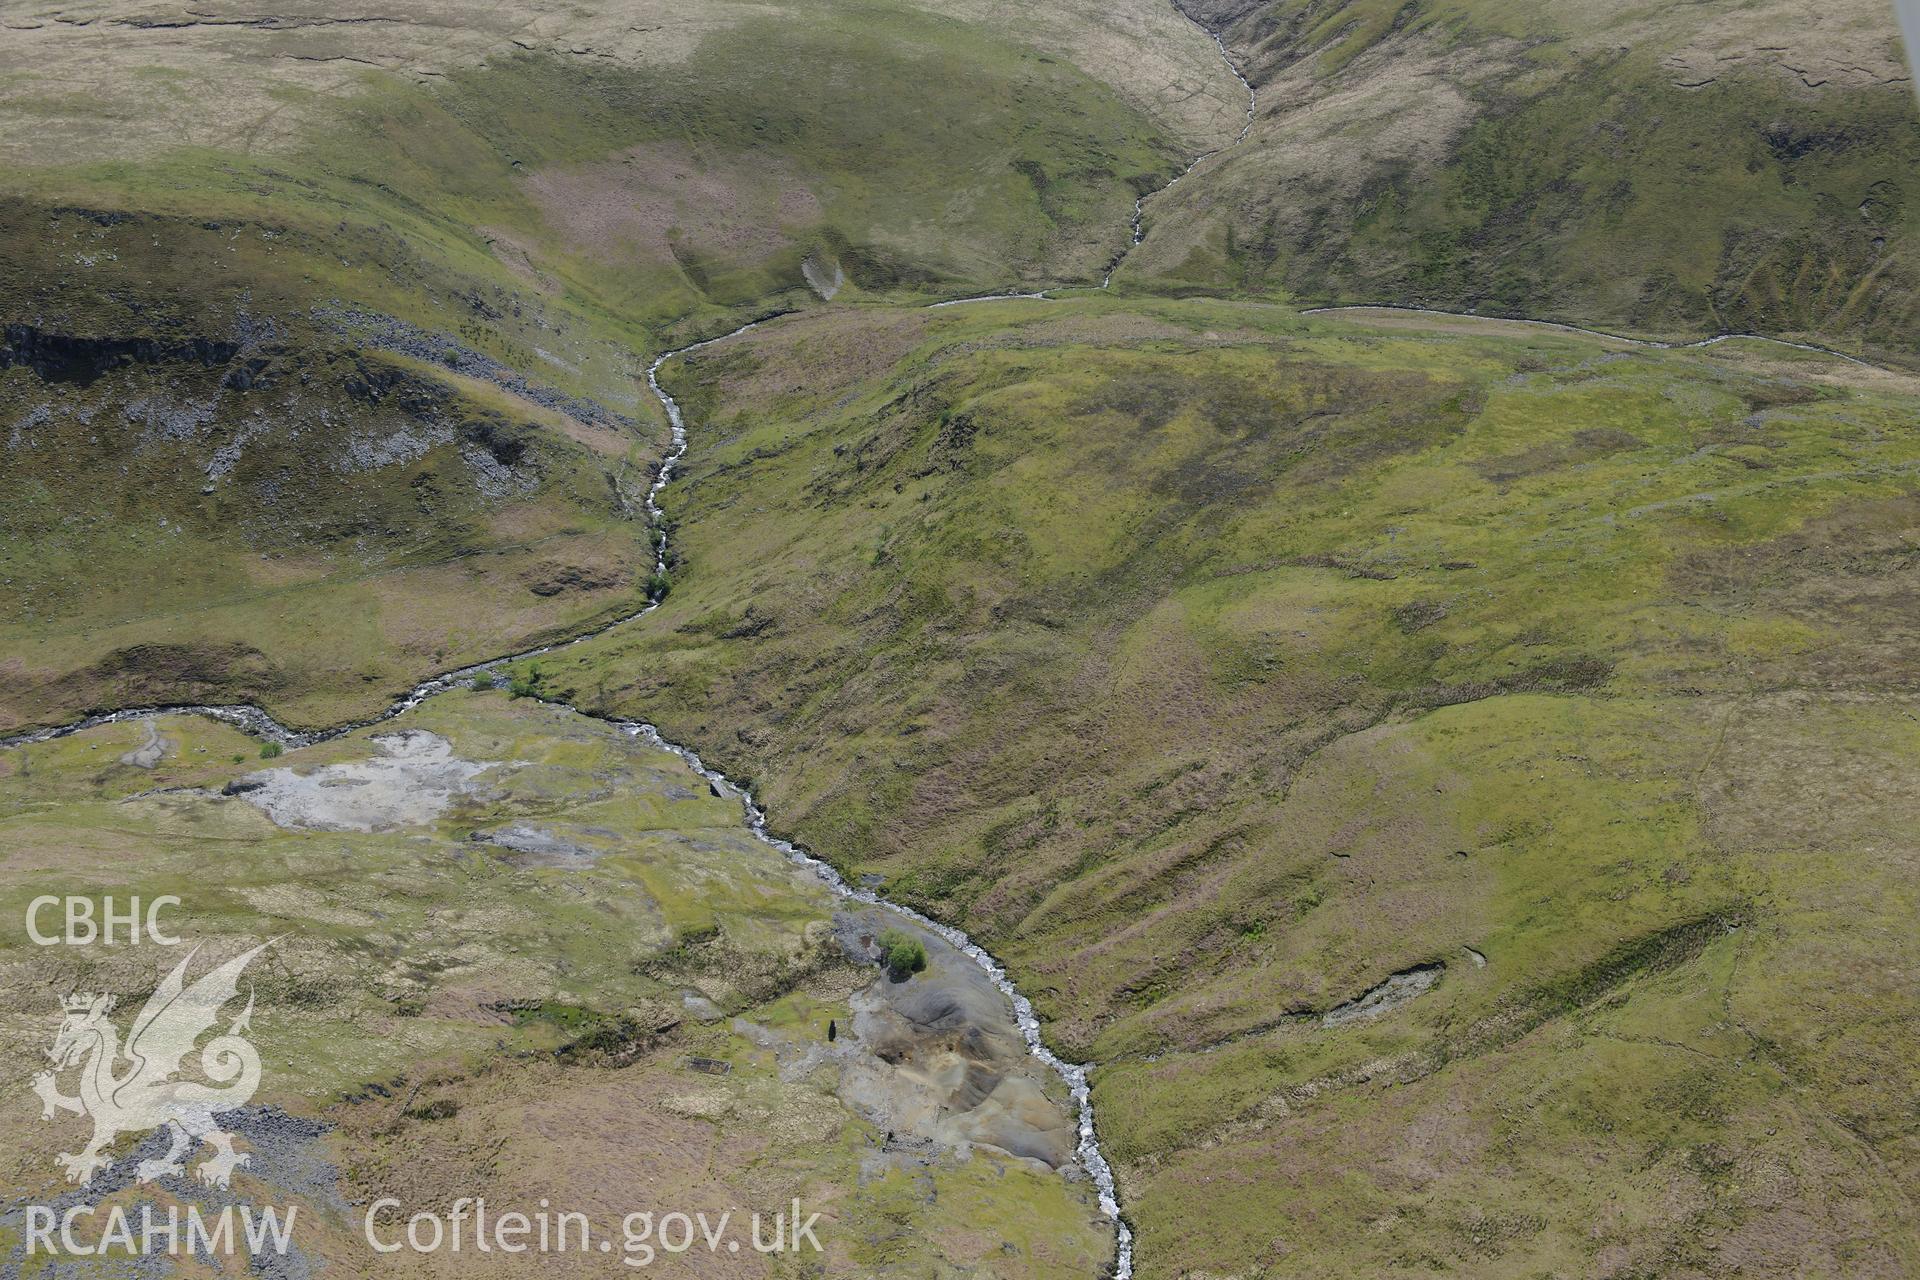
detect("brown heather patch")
[523,142,821,267]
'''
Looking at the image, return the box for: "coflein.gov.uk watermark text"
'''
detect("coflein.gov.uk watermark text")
[365,1198,824,1267]
[25,1200,824,1268]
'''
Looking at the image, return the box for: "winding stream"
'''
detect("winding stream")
[0,27,1275,1256]
[6,6,1899,1277]
[934,1,1260,302]
[1300,304,1887,371]
[1,32,1273,1263]
[937,13,1896,378]
[1103,28,1257,287]
[0,311,1140,1276]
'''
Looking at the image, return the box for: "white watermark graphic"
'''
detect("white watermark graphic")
[26,894,182,946]
[32,942,269,1187]
[18,914,827,1269]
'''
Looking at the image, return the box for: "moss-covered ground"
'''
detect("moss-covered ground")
[0,335,660,733]
[0,0,1213,733]
[4,0,1919,1273]
[1133,0,1920,363]
[0,693,1112,1277]
[529,296,1920,1275]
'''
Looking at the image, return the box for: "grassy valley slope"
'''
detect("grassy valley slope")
[0,297,654,733]
[0,695,1115,1277]
[3,0,1919,1276]
[534,297,1920,1276]
[1127,0,1920,362]
[0,0,1245,732]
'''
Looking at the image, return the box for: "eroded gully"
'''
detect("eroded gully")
[937,13,1887,374]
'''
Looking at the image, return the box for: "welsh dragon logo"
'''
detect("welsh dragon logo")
[33,943,270,1189]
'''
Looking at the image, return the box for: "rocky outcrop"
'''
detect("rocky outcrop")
[316,305,636,433]
[829,910,1077,1169]
[0,323,239,386]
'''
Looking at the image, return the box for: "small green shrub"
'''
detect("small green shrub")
[645,569,673,600]
[877,928,927,981]
[507,663,541,699]
[471,671,496,691]
[259,742,283,759]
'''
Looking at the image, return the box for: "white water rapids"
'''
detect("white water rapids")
[1104,29,1257,287]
